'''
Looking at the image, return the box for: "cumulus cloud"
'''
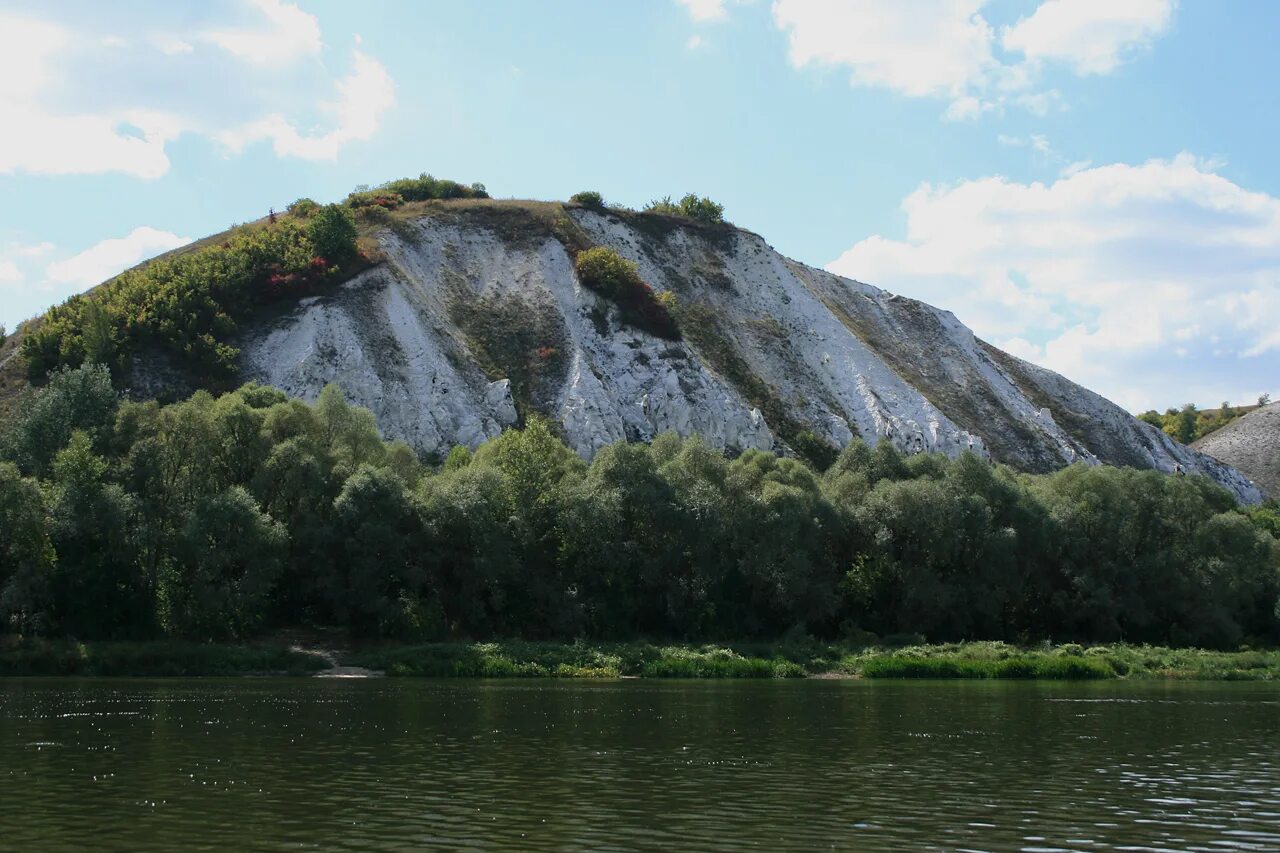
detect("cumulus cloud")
[0,3,392,179]
[46,227,190,289]
[0,260,22,284]
[770,0,1175,118]
[0,14,181,179]
[1002,0,1176,75]
[677,0,730,22]
[203,0,323,65]
[150,34,195,56]
[827,154,1280,411]
[218,49,396,161]
[773,0,997,99]
[11,242,56,258]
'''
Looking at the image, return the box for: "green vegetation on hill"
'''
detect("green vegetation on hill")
[1139,399,1267,444]
[573,247,680,340]
[20,204,363,385]
[568,190,606,209]
[644,193,726,224]
[2,366,1277,651]
[7,178,733,406]
[13,172,495,391]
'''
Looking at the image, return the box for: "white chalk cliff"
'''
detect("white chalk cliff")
[236,203,1263,504]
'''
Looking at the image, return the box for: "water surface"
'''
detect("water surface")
[2,678,1278,851]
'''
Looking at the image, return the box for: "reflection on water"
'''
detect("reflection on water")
[1,678,1278,851]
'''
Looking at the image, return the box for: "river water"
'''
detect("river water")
[1,678,1278,851]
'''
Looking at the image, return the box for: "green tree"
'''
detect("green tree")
[306,204,359,264]
[417,464,522,635]
[167,487,286,640]
[4,363,118,477]
[1175,403,1198,444]
[559,442,688,636]
[0,463,55,633]
[46,432,149,638]
[330,465,434,637]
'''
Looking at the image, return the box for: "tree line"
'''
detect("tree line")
[2,365,1277,648]
[1139,397,1270,444]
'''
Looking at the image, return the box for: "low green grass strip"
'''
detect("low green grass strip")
[0,640,326,677]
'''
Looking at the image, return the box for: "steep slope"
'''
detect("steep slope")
[1193,403,1280,499]
[231,202,1262,503]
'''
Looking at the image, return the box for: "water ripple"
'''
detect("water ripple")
[1,679,1278,850]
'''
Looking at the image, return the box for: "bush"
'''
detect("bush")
[287,198,320,218]
[306,204,359,265]
[377,173,489,202]
[574,246,637,300]
[345,189,404,210]
[574,247,679,340]
[570,191,605,209]
[644,193,725,224]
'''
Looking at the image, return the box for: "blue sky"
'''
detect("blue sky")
[1,0,1277,412]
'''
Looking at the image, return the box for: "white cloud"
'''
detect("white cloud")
[219,49,395,160]
[46,227,190,288]
[677,0,729,22]
[0,14,182,179]
[827,154,1280,411]
[1002,0,1176,75]
[204,0,322,65]
[0,260,22,284]
[770,0,1174,118]
[687,35,705,49]
[773,0,996,99]
[12,242,56,258]
[0,14,183,178]
[150,34,195,55]
[0,5,393,179]
[0,242,55,293]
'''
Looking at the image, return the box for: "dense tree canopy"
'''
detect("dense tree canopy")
[1,366,1277,647]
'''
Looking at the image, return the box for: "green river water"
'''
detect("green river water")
[1,678,1277,851]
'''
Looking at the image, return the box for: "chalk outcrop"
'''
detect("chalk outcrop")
[237,204,1263,503]
[1194,403,1280,500]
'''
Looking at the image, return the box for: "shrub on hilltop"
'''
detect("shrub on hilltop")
[644,193,725,224]
[374,173,489,202]
[569,190,606,209]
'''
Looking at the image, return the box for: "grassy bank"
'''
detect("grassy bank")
[0,640,327,677]
[348,640,1280,682]
[3,639,1280,680]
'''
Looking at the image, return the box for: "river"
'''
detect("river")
[1,678,1277,851]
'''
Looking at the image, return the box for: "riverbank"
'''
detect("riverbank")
[0,640,327,677]
[3,638,1280,680]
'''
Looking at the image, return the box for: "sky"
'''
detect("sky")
[0,0,1277,413]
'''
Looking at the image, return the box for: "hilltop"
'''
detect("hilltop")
[1194,403,1280,499]
[1,175,1263,503]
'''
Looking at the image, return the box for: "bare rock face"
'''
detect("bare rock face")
[1193,403,1280,499]
[236,205,1263,504]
